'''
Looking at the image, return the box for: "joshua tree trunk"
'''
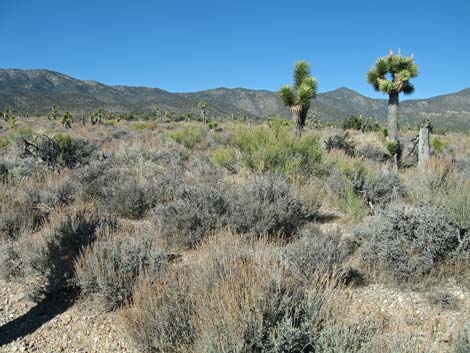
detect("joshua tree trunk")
[292,107,302,138]
[388,91,399,141]
[418,120,431,170]
[388,91,401,167]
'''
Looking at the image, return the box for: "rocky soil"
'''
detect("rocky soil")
[0,280,137,353]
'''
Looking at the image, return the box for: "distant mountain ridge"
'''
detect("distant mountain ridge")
[1,69,470,130]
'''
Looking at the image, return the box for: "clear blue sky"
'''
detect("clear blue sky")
[1,0,469,99]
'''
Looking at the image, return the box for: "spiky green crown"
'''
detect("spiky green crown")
[280,60,318,109]
[367,51,418,95]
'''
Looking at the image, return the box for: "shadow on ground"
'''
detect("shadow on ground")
[0,291,76,347]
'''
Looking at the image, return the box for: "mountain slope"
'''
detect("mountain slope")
[1,69,469,130]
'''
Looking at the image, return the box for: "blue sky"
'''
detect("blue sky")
[1,0,469,99]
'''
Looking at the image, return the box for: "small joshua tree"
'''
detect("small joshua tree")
[198,101,207,124]
[61,112,72,129]
[279,61,318,138]
[367,50,418,165]
[9,112,16,129]
[49,105,58,120]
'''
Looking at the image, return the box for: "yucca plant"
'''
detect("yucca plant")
[279,60,318,138]
[367,50,418,165]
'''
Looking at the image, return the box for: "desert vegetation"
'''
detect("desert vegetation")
[0,57,469,352]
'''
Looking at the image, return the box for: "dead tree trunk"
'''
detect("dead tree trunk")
[418,120,431,170]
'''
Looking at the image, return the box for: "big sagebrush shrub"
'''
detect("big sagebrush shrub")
[121,234,357,353]
[155,183,230,249]
[22,210,117,300]
[75,233,174,310]
[365,171,404,207]
[281,228,356,280]
[357,203,461,283]
[230,175,313,237]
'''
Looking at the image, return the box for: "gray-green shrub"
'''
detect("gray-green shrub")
[22,210,117,300]
[75,233,173,310]
[357,203,461,283]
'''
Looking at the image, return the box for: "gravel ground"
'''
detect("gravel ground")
[0,280,137,353]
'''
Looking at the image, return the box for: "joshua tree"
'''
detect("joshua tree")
[367,50,418,165]
[9,112,16,128]
[198,101,207,124]
[2,108,11,122]
[61,112,72,128]
[279,61,318,138]
[49,105,58,120]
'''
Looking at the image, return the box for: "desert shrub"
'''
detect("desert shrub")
[341,115,362,130]
[281,228,358,282]
[156,174,314,249]
[454,156,470,179]
[357,144,388,162]
[454,327,470,353]
[0,138,11,150]
[325,133,356,156]
[0,163,8,182]
[20,134,96,170]
[22,209,117,300]
[131,122,147,131]
[23,178,79,213]
[325,160,370,220]
[212,147,237,173]
[121,234,361,353]
[75,148,186,219]
[165,125,205,149]
[431,137,450,154]
[426,289,460,310]
[0,190,47,240]
[435,181,470,232]
[155,182,229,249]
[75,233,173,310]
[365,171,404,207]
[229,174,313,237]
[0,240,23,280]
[101,179,161,219]
[357,203,461,283]
[226,122,322,175]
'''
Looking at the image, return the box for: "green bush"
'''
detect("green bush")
[224,122,322,175]
[212,147,237,173]
[131,122,147,131]
[207,120,218,130]
[431,137,450,154]
[165,125,205,149]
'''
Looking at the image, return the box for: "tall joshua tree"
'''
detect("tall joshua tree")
[367,50,418,164]
[279,61,318,138]
[198,101,207,124]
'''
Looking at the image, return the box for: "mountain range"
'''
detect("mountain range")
[1,69,469,130]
